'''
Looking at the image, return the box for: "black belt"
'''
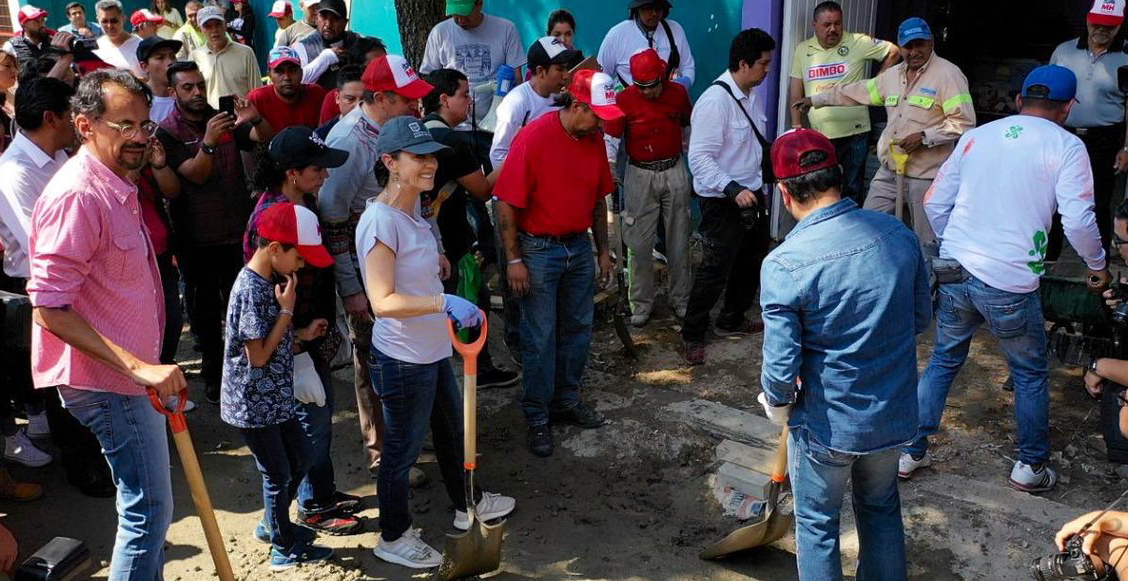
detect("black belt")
[628,155,680,172]
[1071,123,1125,137]
[520,232,586,245]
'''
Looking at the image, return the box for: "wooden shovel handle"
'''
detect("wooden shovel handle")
[770,424,791,484]
[448,318,487,470]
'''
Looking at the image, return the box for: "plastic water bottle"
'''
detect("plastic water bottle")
[480,65,516,132]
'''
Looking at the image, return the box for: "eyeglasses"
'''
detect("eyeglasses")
[1114,235,1128,250]
[101,119,159,140]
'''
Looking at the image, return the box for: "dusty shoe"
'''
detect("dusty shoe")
[551,402,607,429]
[26,411,50,439]
[270,542,333,571]
[682,341,706,365]
[0,465,43,502]
[372,528,441,569]
[630,312,651,328]
[453,492,516,530]
[297,508,363,536]
[330,491,363,514]
[897,452,931,480]
[1008,461,1057,494]
[4,429,52,467]
[478,366,520,389]
[527,425,553,457]
[712,318,765,338]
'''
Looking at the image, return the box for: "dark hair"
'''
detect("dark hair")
[166,60,200,87]
[553,91,575,109]
[253,233,294,251]
[728,28,776,72]
[65,1,85,14]
[19,56,61,85]
[16,77,76,131]
[347,36,386,66]
[422,68,468,115]
[546,9,575,35]
[252,146,285,191]
[71,68,149,120]
[1019,95,1071,113]
[812,1,842,20]
[779,152,843,203]
[337,64,362,89]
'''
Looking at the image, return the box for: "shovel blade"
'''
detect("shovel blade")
[699,508,793,560]
[434,518,508,580]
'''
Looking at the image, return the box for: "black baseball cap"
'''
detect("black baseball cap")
[375,116,450,157]
[527,36,582,72]
[268,126,350,170]
[318,0,346,18]
[136,36,183,62]
[630,0,671,9]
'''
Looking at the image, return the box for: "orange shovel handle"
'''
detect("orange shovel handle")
[146,387,189,433]
[446,315,488,375]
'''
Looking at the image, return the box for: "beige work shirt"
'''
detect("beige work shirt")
[191,40,263,109]
[812,54,975,179]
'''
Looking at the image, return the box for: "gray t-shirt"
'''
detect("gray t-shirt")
[420,14,526,126]
[355,200,451,365]
[1050,39,1128,128]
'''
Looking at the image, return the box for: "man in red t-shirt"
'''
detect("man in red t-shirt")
[248,46,327,131]
[494,69,622,458]
[604,48,692,327]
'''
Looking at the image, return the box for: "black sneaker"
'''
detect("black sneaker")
[205,382,220,405]
[330,491,362,515]
[478,366,520,389]
[527,425,554,457]
[550,402,607,429]
[296,508,363,536]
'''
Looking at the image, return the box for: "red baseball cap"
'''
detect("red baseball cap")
[569,69,624,121]
[256,203,334,268]
[17,5,48,25]
[770,129,839,181]
[1089,0,1126,26]
[362,55,433,100]
[630,48,666,87]
[268,0,292,18]
[130,9,164,28]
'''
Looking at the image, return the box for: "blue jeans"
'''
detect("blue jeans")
[517,233,594,426]
[905,276,1049,465]
[239,417,311,553]
[832,133,869,205]
[369,346,466,541]
[295,357,337,513]
[59,387,174,581]
[790,429,906,581]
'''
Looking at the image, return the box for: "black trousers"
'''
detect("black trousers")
[1048,123,1123,261]
[681,196,771,342]
[177,244,242,385]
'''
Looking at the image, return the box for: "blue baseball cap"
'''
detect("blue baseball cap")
[1021,65,1078,102]
[898,17,933,46]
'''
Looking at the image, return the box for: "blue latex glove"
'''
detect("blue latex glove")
[443,294,483,329]
[673,75,692,89]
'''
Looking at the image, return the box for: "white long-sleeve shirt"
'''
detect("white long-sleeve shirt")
[0,132,68,278]
[488,82,559,169]
[688,71,765,198]
[597,18,695,88]
[925,114,1106,293]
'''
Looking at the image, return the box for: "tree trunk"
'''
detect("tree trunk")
[394,0,445,68]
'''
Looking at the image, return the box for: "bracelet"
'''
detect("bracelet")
[279,308,294,318]
[507,258,523,265]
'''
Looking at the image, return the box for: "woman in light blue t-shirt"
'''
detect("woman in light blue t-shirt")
[356,116,516,570]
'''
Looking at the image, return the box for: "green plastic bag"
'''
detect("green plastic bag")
[456,253,481,343]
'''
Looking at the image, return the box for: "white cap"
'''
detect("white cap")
[196,5,225,27]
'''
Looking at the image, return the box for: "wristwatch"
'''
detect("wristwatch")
[1089,357,1102,377]
[200,142,217,155]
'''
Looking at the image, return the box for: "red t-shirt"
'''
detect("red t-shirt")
[137,169,170,256]
[494,112,614,236]
[604,81,691,163]
[319,89,340,125]
[247,84,328,131]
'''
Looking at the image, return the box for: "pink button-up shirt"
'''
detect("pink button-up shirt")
[27,148,164,396]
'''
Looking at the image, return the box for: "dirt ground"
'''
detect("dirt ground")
[4,294,1125,581]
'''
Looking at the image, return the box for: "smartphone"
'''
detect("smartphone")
[218,95,236,117]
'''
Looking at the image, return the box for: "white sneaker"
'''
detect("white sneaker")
[453,492,516,530]
[372,528,441,569]
[165,395,196,413]
[897,452,931,480]
[1008,461,1057,493]
[4,430,52,467]
[26,412,50,439]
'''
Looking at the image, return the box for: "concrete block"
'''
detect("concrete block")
[716,461,772,500]
[716,439,776,475]
[666,398,781,449]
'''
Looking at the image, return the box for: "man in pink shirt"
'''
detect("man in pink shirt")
[27,69,186,581]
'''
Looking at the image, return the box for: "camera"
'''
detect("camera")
[68,37,98,53]
[1030,535,1105,581]
[1108,281,1128,328]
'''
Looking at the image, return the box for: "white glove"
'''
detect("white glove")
[757,392,792,426]
[293,352,326,407]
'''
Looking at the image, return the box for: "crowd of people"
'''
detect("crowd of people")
[0,0,1127,578]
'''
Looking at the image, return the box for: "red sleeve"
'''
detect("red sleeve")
[494,124,535,209]
[247,86,268,111]
[319,89,340,125]
[604,116,625,139]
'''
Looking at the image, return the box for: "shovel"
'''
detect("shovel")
[147,388,236,581]
[436,317,507,580]
[700,424,793,559]
[610,188,639,359]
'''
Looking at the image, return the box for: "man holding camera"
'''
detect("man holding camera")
[900,65,1111,493]
[5,5,78,70]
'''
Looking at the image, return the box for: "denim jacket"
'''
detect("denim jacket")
[760,199,932,453]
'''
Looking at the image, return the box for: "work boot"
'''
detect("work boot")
[551,402,607,428]
[453,492,516,530]
[527,425,553,457]
[478,365,520,389]
[0,464,43,502]
[682,340,706,365]
[712,318,764,338]
[1008,461,1057,494]
[897,452,931,480]
[4,429,52,467]
[372,528,441,569]
[26,411,50,439]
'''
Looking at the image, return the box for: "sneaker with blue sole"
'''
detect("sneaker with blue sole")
[269,542,333,571]
[254,521,317,545]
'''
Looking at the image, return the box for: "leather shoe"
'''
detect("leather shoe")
[527,425,553,457]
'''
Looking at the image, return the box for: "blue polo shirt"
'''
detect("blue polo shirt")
[1050,38,1128,128]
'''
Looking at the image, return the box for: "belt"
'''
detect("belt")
[1072,123,1125,137]
[520,232,587,245]
[628,155,680,172]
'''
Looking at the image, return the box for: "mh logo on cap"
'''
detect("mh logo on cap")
[308,132,328,147]
[408,121,429,139]
[401,61,418,79]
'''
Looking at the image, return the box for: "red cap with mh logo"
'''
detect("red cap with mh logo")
[770,128,839,181]
[569,69,624,121]
[362,54,434,99]
[630,48,666,87]
[130,8,164,27]
[1089,0,1126,26]
[256,202,334,268]
[17,5,48,25]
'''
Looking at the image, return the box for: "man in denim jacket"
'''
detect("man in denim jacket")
[757,128,931,581]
